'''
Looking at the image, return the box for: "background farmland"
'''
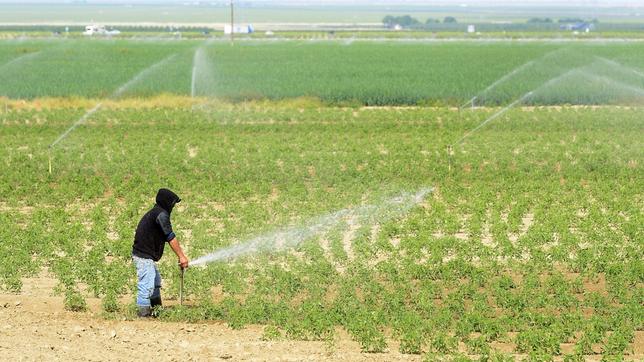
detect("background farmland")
[1,39,644,105]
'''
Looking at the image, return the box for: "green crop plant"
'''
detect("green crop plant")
[1,91,641,359]
[1,39,644,105]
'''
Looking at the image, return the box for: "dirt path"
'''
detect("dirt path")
[0,293,420,361]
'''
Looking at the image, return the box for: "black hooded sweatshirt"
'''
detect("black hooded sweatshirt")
[132,188,181,261]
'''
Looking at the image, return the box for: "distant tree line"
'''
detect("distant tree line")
[382,14,604,30]
[382,15,457,29]
[528,17,599,24]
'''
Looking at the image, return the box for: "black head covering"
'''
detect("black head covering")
[156,188,181,214]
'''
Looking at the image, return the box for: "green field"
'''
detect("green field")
[1,99,642,360]
[1,37,643,360]
[1,39,644,105]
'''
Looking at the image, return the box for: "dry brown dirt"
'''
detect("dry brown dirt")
[1,277,642,361]
[0,282,420,362]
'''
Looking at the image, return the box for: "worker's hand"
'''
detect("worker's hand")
[179,256,189,269]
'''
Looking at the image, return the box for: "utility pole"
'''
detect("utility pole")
[230,0,234,45]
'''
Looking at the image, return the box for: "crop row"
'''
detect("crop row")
[1,102,641,359]
[1,40,644,105]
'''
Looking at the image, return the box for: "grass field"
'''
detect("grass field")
[1,39,644,105]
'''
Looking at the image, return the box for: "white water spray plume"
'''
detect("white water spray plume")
[190,187,433,267]
[0,50,43,74]
[49,103,103,148]
[112,53,177,98]
[594,56,644,80]
[50,53,178,148]
[460,47,566,109]
[574,70,644,96]
[191,46,205,97]
[453,91,533,146]
[191,44,217,97]
[451,64,606,147]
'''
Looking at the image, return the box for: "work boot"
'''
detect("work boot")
[150,296,162,317]
[137,306,152,318]
[150,296,162,308]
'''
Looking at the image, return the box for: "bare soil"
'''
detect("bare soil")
[1,275,422,362]
[1,277,641,361]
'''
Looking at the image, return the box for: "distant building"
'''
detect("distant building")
[560,22,593,32]
[84,25,105,35]
[224,24,254,35]
[467,25,476,33]
[83,25,120,36]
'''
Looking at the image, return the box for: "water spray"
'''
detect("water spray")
[446,57,644,174]
[573,70,644,97]
[452,91,533,148]
[0,50,44,74]
[112,54,177,99]
[47,53,179,173]
[594,56,644,80]
[459,47,566,111]
[189,187,433,267]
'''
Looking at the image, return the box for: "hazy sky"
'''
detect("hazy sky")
[1,0,643,5]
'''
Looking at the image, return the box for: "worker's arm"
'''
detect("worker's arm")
[157,211,189,268]
[169,238,189,269]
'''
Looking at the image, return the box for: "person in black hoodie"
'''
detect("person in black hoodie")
[132,188,189,317]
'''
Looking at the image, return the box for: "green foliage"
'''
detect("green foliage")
[1,95,641,359]
[2,40,644,105]
[261,325,283,341]
[382,15,421,28]
[101,292,120,313]
[64,288,87,312]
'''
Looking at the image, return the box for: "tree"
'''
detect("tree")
[528,18,553,23]
[382,15,421,29]
[443,16,457,24]
[558,18,584,23]
[383,15,396,28]
[426,18,440,24]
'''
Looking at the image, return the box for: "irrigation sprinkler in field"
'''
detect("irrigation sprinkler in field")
[459,48,567,111]
[594,56,644,80]
[446,59,644,174]
[460,96,477,111]
[47,103,104,173]
[47,53,178,173]
[452,91,534,148]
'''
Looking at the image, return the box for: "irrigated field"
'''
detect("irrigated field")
[1,39,644,105]
[1,96,642,360]
[1,37,643,360]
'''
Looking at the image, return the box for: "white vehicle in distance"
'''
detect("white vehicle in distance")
[83,25,121,36]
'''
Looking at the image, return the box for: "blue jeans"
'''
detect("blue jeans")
[132,255,161,307]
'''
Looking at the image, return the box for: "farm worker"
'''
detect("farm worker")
[132,188,189,317]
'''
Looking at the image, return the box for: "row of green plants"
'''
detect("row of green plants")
[1,39,644,105]
[1,103,641,359]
